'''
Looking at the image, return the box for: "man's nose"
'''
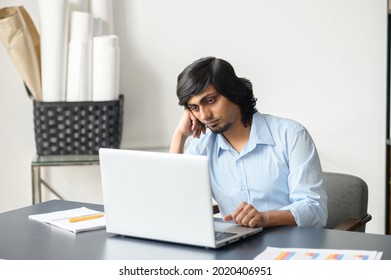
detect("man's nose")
[199,106,212,121]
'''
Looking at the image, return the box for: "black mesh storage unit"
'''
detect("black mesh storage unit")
[33,95,124,155]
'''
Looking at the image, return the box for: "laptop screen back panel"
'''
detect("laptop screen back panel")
[99,149,217,248]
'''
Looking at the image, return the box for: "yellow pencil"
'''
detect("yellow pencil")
[69,213,104,223]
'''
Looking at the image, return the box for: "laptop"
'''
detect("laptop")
[99,148,263,248]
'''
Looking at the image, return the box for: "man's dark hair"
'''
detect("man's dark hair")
[176,57,257,127]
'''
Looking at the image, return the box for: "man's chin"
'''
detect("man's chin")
[209,123,232,134]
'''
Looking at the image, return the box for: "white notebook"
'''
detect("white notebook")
[28,207,106,233]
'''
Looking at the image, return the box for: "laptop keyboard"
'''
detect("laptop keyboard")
[215,231,238,241]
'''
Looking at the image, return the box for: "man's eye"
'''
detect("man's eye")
[206,97,215,104]
[189,106,198,111]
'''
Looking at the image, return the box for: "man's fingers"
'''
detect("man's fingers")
[230,202,261,228]
[223,214,233,222]
[191,120,205,139]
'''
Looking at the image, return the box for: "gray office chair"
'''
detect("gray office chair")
[212,172,372,232]
[323,172,372,232]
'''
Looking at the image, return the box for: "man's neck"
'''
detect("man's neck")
[222,121,251,153]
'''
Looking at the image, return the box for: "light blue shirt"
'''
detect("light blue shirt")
[185,112,327,228]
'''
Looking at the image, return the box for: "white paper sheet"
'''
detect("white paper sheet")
[255,247,383,260]
[90,0,114,35]
[66,11,92,101]
[38,0,69,101]
[92,35,119,101]
[29,207,105,233]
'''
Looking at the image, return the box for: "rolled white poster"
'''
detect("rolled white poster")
[69,0,88,12]
[66,11,93,101]
[38,0,69,101]
[92,35,119,101]
[90,0,114,35]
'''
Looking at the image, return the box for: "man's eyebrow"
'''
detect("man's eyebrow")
[188,93,216,107]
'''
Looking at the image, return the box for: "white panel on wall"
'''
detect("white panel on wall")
[114,0,386,233]
[0,0,38,212]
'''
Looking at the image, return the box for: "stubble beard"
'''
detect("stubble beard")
[208,122,232,134]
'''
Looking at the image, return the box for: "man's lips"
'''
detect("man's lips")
[205,120,219,127]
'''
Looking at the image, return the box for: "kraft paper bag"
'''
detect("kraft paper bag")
[0,6,42,100]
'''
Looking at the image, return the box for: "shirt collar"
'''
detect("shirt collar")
[251,112,275,146]
[215,112,275,156]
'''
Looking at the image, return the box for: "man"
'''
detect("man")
[170,57,327,228]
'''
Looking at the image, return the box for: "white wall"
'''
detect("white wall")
[0,0,387,234]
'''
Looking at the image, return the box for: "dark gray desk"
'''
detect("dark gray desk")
[1,200,391,260]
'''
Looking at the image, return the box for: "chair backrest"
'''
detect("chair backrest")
[323,172,370,232]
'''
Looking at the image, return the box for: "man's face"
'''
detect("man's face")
[186,85,242,134]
